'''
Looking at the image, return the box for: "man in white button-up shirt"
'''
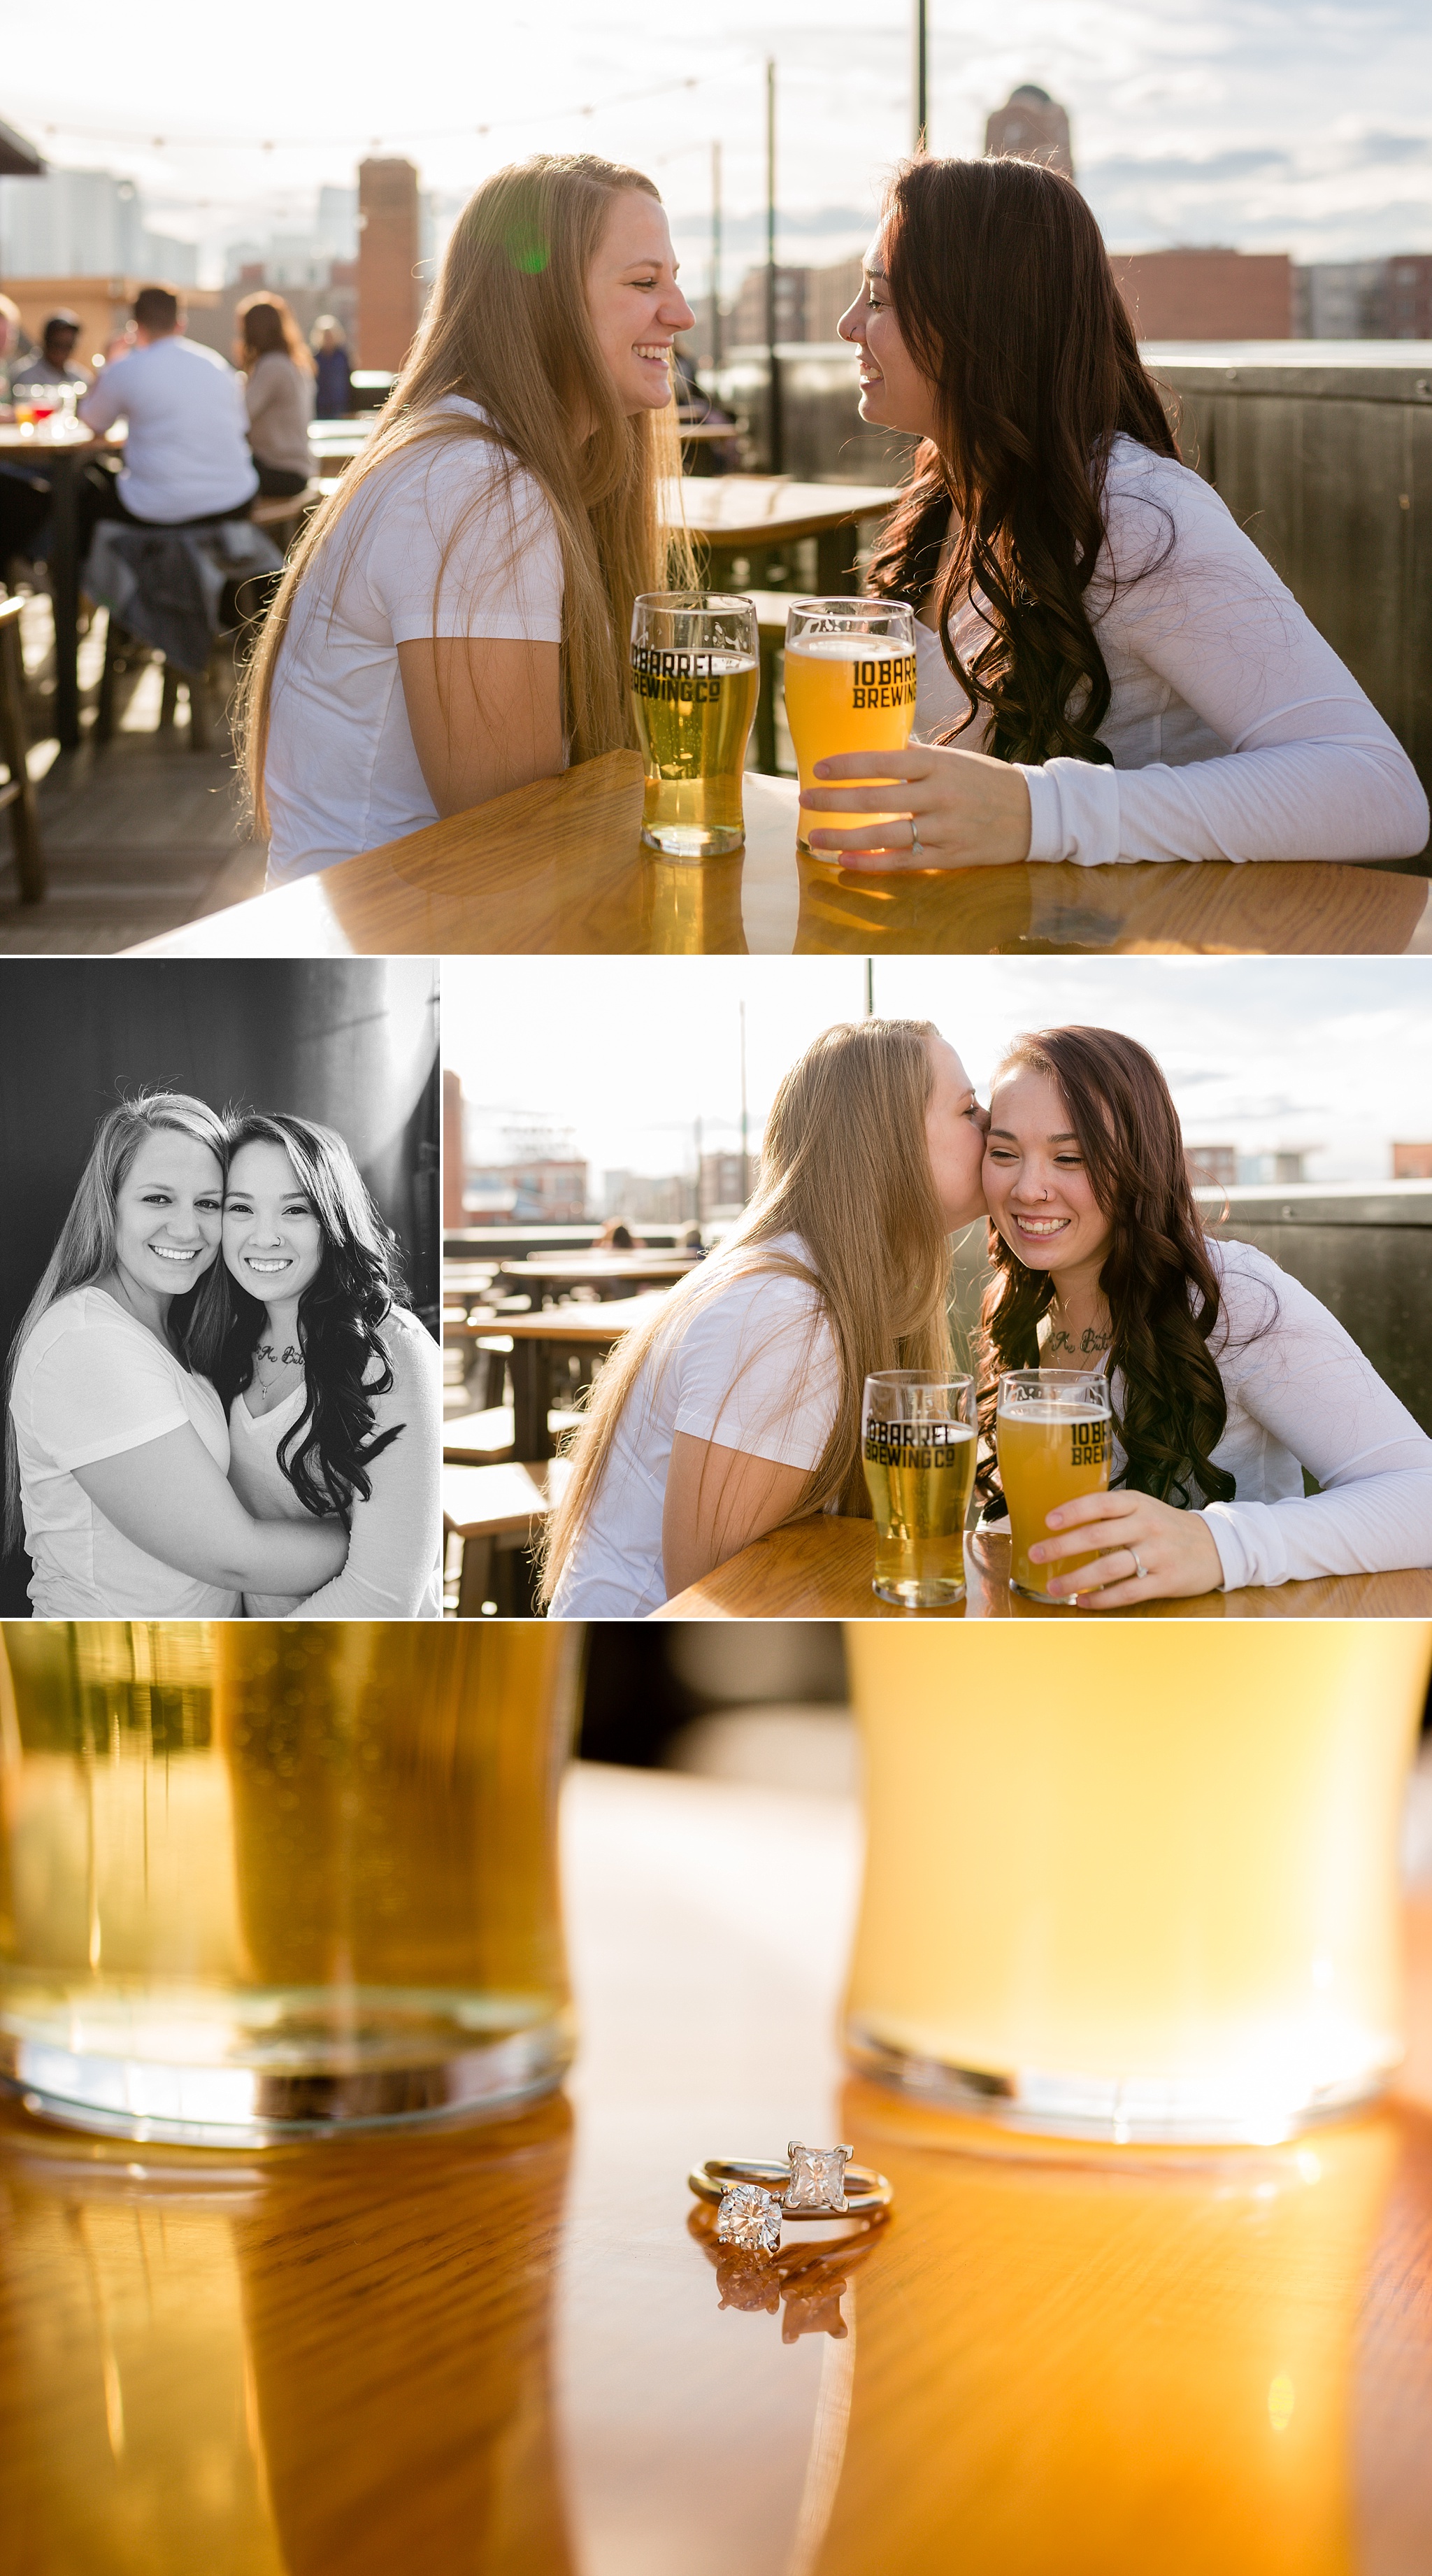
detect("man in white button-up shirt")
[78,283,258,540]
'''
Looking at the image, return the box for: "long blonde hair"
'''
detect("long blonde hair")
[3,1092,230,1553]
[539,1019,955,1600]
[237,153,693,832]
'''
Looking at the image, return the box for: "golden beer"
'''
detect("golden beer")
[631,591,759,859]
[997,1371,1112,1599]
[843,1621,1432,2140]
[0,1621,580,2141]
[783,617,918,851]
[864,1423,978,1606]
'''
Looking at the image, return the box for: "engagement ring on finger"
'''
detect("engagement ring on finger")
[688,2145,893,2252]
[1130,1551,1149,1579]
[908,820,924,856]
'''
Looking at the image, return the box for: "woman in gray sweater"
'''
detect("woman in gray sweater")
[236,292,315,498]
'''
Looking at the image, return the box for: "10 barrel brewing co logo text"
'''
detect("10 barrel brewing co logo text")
[864,1419,971,1471]
[847,655,917,712]
[631,646,730,707]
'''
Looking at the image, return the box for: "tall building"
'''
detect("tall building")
[1110,249,1292,341]
[1296,257,1432,339]
[443,1069,466,1230]
[0,166,196,283]
[357,157,420,369]
[984,85,1074,180]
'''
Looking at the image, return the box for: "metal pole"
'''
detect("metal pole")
[913,0,928,152]
[739,999,749,1203]
[764,58,782,472]
[694,1114,703,1224]
[710,139,723,373]
[865,959,875,1016]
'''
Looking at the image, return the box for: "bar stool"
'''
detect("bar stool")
[0,593,43,899]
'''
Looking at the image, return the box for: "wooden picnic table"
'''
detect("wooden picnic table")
[654,1517,1432,1621]
[129,755,1432,960]
[494,1251,701,1302]
[501,1290,669,1458]
[4,1753,1432,2573]
[666,476,902,594]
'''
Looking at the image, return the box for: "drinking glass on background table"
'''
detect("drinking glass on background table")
[996,1367,1112,1600]
[782,597,917,853]
[862,1369,977,1607]
[630,590,759,860]
[843,1621,1432,2143]
[0,1621,581,2144]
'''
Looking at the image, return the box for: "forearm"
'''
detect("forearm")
[1022,735,1430,868]
[1203,1470,1432,1591]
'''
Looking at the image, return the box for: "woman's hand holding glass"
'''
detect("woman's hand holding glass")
[804,740,1033,869]
[1029,1486,1224,1605]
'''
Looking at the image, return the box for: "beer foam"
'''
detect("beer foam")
[785,634,917,662]
[1001,1400,1108,1425]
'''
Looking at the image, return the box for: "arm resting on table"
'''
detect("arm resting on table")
[396,637,564,819]
[75,1424,350,1593]
[662,1432,816,1600]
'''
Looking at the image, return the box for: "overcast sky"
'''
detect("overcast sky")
[442,955,1432,1186]
[8,0,1432,278]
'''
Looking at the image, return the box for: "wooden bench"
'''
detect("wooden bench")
[250,483,324,546]
[443,1458,569,1616]
[0,593,42,899]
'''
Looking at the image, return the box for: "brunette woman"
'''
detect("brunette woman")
[805,156,1428,871]
[235,292,315,499]
[977,1027,1432,1603]
[543,1018,989,1616]
[241,153,695,884]
[204,1112,442,1617]
[4,1096,349,1616]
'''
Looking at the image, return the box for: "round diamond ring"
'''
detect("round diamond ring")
[689,2144,894,2251]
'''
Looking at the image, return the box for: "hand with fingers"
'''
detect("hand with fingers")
[803,742,1033,870]
[1029,1487,1226,1607]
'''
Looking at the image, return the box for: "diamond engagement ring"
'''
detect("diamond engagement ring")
[1130,1551,1149,1579]
[689,2145,894,2253]
[908,820,924,857]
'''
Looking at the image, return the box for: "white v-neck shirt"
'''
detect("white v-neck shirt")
[911,436,1429,866]
[8,1287,238,1617]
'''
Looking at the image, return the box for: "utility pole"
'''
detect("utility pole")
[738,999,750,1203]
[913,0,928,152]
[865,959,875,1016]
[764,58,782,472]
[710,139,723,373]
[693,1114,703,1225]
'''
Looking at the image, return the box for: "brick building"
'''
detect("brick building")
[357,157,420,369]
[984,85,1073,180]
[1109,249,1292,341]
[1394,1143,1432,1180]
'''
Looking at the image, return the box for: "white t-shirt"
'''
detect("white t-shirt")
[225,1308,442,1617]
[262,401,565,883]
[80,334,259,524]
[8,1287,238,1618]
[1005,1240,1432,1591]
[550,1235,841,1618]
[912,436,1429,866]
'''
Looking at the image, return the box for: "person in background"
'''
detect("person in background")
[311,315,352,418]
[595,1218,643,1251]
[20,312,89,392]
[236,292,315,499]
[0,297,50,574]
[77,284,257,550]
[0,293,23,403]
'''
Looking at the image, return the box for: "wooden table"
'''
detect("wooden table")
[3,1757,1432,2573]
[668,476,902,595]
[494,1251,701,1302]
[130,762,1432,960]
[0,420,118,750]
[655,1516,1432,1620]
[501,1290,668,1458]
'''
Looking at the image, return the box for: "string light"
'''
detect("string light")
[34,74,701,159]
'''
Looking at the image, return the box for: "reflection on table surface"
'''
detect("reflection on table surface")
[654,1518,1432,1621]
[129,764,1432,960]
[3,1763,1432,2572]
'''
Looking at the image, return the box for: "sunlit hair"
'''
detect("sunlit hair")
[539,1019,956,1601]
[191,1112,408,1523]
[977,1027,1243,1509]
[3,1090,229,1551]
[864,155,1180,765]
[237,152,694,832]
[236,290,314,376]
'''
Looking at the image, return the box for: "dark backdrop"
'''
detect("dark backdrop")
[0,958,440,1614]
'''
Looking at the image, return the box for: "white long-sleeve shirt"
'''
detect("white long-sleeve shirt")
[912,435,1429,867]
[226,1307,442,1617]
[1099,1239,1432,1591]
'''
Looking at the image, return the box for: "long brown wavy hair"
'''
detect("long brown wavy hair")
[977,1028,1242,1509]
[539,1018,957,1600]
[238,153,693,832]
[864,155,1179,764]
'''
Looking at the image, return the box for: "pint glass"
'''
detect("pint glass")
[843,1621,1432,2142]
[996,1367,1112,1600]
[631,591,759,858]
[0,1622,581,2142]
[862,1371,977,1608]
[782,598,917,853]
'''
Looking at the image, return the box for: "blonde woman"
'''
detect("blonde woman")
[543,1020,989,1616]
[241,154,695,885]
[235,292,315,499]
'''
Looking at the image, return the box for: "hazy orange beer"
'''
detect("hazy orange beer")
[997,1368,1112,1600]
[782,598,917,851]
